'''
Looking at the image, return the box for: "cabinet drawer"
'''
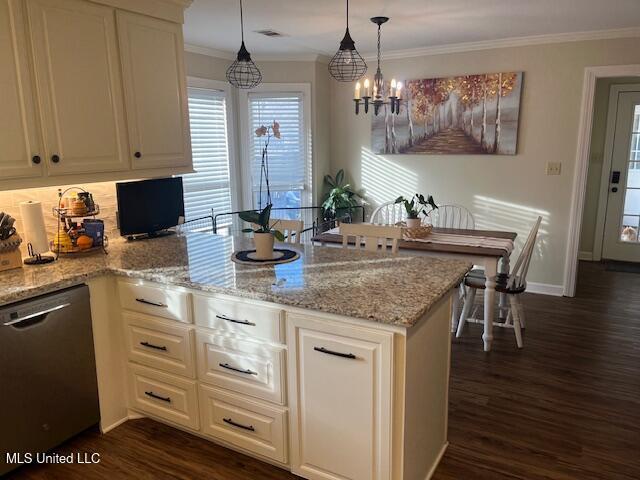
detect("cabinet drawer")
[127,363,199,430]
[196,331,286,405]
[119,281,190,323]
[199,384,288,465]
[193,294,284,343]
[123,312,195,378]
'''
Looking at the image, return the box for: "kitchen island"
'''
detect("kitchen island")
[0,233,471,480]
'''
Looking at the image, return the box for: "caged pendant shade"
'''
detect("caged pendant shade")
[226,0,262,89]
[328,0,367,82]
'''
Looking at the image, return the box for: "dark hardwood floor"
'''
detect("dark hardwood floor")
[6,261,640,479]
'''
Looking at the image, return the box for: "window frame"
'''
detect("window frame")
[185,76,241,219]
[238,83,313,212]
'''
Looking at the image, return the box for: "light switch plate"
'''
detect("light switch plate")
[546,162,562,175]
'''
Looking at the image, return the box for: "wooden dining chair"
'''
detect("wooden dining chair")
[431,204,475,229]
[456,216,542,348]
[369,201,407,225]
[339,223,403,253]
[270,218,304,244]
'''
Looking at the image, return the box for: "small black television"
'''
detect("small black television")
[116,177,185,238]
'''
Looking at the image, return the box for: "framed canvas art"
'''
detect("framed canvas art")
[371,72,523,155]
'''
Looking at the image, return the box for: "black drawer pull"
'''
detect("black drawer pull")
[140,341,167,351]
[216,315,255,326]
[136,298,168,308]
[144,391,171,403]
[223,417,255,431]
[51,154,60,163]
[32,155,41,164]
[314,346,356,359]
[219,362,257,376]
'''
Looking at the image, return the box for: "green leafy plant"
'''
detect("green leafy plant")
[239,204,285,241]
[394,193,438,219]
[322,169,363,220]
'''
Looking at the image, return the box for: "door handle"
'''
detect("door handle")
[216,315,255,326]
[144,391,171,403]
[223,418,255,431]
[313,346,357,359]
[140,341,168,351]
[219,363,258,375]
[611,187,619,193]
[611,170,621,184]
[135,298,167,308]
[2,303,71,326]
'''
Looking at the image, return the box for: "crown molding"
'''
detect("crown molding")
[184,43,329,63]
[362,26,640,61]
[184,43,235,60]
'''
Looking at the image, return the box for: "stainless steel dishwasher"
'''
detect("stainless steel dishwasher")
[0,284,100,476]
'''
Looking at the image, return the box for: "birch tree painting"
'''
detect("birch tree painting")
[371,72,523,155]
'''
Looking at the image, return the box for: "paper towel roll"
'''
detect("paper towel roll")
[19,201,50,255]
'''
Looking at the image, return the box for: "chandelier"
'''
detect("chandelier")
[353,17,403,116]
[328,0,367,82]
[226,0,262,89]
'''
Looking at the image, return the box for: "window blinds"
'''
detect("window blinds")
[183,87,233,224]
[248,93,305,194]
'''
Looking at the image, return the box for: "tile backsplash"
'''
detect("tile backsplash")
[0,181,119,255]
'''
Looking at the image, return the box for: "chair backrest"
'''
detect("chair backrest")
[508,216,543,290]
[369,201,407,225]
[431,204,475,229]
[339,223,403,253]
[270,218,304,244]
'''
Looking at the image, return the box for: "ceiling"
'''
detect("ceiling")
[183,0,640,58]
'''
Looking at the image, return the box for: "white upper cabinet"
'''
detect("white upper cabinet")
[0,0,44,180]
[27,0,129,175]
[117,11,191,170]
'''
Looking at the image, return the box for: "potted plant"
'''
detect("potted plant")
[239,204,285,259]
[322,169,363,223]
[238,120,284,259]
[394,193,438,228]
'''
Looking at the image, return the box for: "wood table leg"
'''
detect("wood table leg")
[483,259,498,352]
[498,255,510,320]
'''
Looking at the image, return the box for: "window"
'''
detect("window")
[183,83,234,229]
[242,85,312,221]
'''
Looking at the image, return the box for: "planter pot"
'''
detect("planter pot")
[406,218,422,228]
[254,232,275,260]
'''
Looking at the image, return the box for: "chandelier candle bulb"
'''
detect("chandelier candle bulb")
[364,78,370,97]
[355,81,361,99]
[390,78,397,97]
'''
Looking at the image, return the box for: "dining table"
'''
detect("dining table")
[311,227,518,352]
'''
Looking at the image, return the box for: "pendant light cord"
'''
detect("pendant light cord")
[240,0,245,42]
[377,23,381,71]
[346,0,349,29]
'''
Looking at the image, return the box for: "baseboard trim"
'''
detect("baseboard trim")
[526,282,564,297]
[578,250,594,261]
[426,442,448,480]
[100,416,129,434]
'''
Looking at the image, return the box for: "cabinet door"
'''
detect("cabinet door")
[116,11,191,170]
[287,314,393,480]
[27,0,129,174]
[0,0,44,180]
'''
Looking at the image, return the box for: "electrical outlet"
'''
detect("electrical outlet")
[546,162,562,175]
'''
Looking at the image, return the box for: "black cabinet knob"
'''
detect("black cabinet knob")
[134,151,142,159]
[32,155,41,165]
[51,154,60,163]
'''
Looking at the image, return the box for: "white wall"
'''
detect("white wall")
[329,37,640,289]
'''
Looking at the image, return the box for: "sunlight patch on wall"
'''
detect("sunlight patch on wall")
[361,147,419,208]
[473,195,550,260]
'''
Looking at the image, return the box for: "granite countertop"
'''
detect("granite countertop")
[0,233,471,327]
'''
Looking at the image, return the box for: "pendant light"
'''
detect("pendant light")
[353,17,403,116]
[328,0,367,82]
[226,0,262,89]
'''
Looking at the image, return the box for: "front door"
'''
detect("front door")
[602,91,640,262]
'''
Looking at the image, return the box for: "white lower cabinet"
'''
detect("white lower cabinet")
[196,330,286,405]
[287,313,394,480]
[199,384,288,464]
[127,363,199,430]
